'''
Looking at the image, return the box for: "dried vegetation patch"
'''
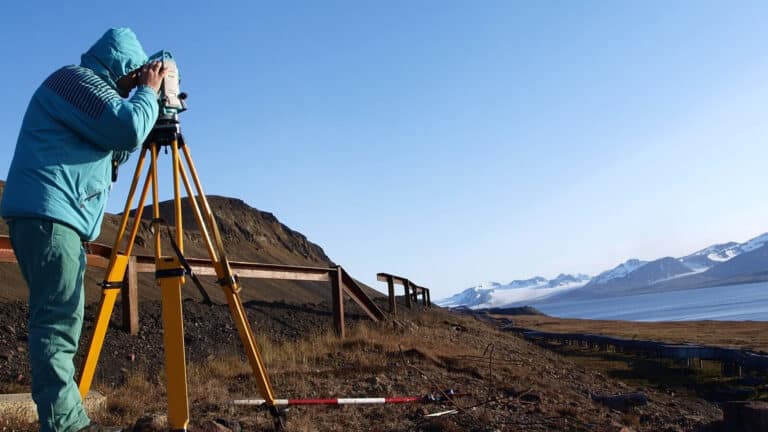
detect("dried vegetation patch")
[2,305,725,431]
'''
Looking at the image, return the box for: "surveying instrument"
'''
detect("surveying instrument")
[76,51,282,431]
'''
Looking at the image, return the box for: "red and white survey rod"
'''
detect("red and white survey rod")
[233,396,421,406]
[232,391,464,407]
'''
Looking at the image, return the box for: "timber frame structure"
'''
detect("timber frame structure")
[376,272,431,315]
[0,235,384,339]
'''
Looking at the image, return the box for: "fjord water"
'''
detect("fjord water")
[534,281,768,321]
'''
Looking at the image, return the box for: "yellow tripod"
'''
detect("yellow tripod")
[76,116,279,431]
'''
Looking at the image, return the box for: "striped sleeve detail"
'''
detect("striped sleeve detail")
[42,66,121,119]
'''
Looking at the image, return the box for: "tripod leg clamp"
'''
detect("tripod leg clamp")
[156,268,186,279]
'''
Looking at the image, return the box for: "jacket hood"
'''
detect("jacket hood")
[80,28,148,90]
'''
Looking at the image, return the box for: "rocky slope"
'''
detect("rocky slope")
[0,179,381,305]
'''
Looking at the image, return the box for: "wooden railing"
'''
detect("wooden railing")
[0,235,384,338]
[376,272,431,315]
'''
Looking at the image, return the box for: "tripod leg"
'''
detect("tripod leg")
[78,255,129,397]
[224,288,277,403]
[157,257,189,431]
[179,142,277,404]
[78,148,151,397]
[157,139,190,430]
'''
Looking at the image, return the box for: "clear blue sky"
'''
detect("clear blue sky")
[1,1,767,299]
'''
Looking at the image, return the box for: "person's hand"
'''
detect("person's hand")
[139,61,169,92]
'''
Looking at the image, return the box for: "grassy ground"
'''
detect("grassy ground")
[2,309,728,432]
[501,314,768,352]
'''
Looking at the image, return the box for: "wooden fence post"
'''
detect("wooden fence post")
[404,279,412,308]
[330,266,345,338]
[387,276,396,315]
[121,256,139,335]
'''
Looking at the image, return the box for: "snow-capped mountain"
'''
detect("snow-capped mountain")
[589,259,648,285]
[439,231,768,309]
[580,232,768,294]
[679,242,740,271]
[679,233,768,271]
[437,274,590,309]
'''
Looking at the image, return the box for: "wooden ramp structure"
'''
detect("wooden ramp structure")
[0,235,384,338]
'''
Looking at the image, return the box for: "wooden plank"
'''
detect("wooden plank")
[339,267,384,322]
[376,272,407,285]
[0,249,15,263]
[86,255,110,269]
[330,267,344,338]
[122,256,139,335]
[3,235,334,282]
[188,265,331,281]
[133,261,331,281]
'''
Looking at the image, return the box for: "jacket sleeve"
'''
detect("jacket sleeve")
[112,150,132,165]
[41,67,160,153]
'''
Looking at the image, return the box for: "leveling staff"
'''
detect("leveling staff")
[1,28,167,432]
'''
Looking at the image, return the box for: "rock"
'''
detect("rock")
[131,414,167,432]
[591,392,648,412]
[213,418,241,432]
[520,392,542,403]
[198,420,233,432]
[607,422,636,432]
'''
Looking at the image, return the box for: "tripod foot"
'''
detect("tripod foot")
[269,406,288,431]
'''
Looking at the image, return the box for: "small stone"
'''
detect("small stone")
[213,418,241,432]
[198,420,232,432]
[132,414,167,432]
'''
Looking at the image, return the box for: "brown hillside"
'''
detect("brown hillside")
[0,179,382,305]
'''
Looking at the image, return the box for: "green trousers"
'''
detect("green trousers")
[9,218,90,432]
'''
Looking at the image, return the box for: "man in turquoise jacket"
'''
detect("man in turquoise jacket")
[1,28,167,431]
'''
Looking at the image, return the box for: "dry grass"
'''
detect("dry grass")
[0,413,36,432]
[0,309,730,431]
[503,314,768,352]
[88,313,494,429]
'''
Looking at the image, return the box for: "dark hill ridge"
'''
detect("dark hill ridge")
[0,179,381,304]
[128,195,332,266]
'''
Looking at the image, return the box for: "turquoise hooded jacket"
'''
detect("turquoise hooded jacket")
[1,28,159,240]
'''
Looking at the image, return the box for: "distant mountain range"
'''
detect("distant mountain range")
[439,273,591,309]
[438,232,768,309]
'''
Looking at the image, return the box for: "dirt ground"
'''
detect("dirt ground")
[0,298,736,432]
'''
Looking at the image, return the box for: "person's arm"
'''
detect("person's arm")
[41,62,167,152]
